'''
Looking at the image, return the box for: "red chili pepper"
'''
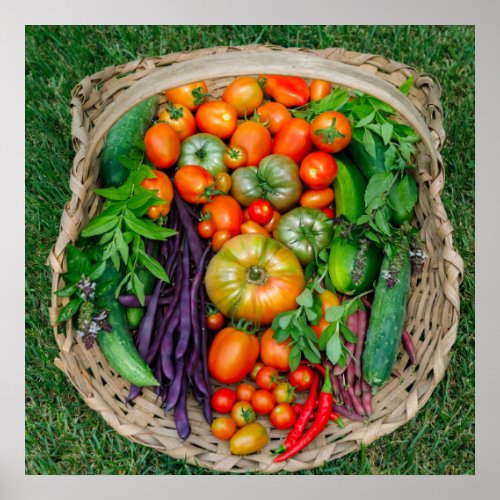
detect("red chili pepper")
[274,366,333,463]
[294,403,344,428]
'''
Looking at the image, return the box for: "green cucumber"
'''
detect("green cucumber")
[100,96,158,187]
[333,153,367,223]
[362,242,411,392]
[346,135,386,179]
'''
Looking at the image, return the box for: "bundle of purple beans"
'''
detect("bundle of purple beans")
[119,192,213,440]
[329,296,417,423]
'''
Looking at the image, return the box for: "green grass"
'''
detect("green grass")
[25,25,475,475]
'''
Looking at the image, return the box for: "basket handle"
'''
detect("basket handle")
[85,49,439,177]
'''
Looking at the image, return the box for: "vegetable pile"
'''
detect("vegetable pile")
[56,72,425,461]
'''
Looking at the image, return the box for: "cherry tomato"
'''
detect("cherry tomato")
[242,208,251,222]
[256,366,280,391]
[174,165,215,204]
[263,210,281,233]
[231,401,256,427]
[249,361,265,381]
[212,417,237,441]
[310,79,332,102]
[311,290,341,339]
[140,169,174,219]
[260,75,310,107]
[211,229,232,251]
[223,76,263,117]
[223,146,248,169]
[214,172,232,193]
[270,403,297,430]
[144,122,181,169]
[164,81,208,111]
[299,151,338,190]
[256,102,292,135]
[206,311,224,331]
[195,100,237,140]
[251,390,276,415]
[288,365,315,392]
[201,195,243,237]
[247,199,273,225]
[240,220,270,236]
[321,207,335,219]
[300,188,335,209]
[230,121,272,166]
[272,117,313,164]
[272,382,295,404]
[236,383,257,402]
[310,111,352,153]
[211,387,236,413]
[158,103,196,141]
[260,327,292,372]
[197,219,215,239]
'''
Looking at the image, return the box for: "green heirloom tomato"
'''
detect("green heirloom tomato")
[177,133,227,177]
[230,154,303,213]
[274,207,333,266]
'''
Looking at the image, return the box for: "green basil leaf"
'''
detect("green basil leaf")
[123,210,176,241]
[362,127,376,159]
[303,339,321,364]
[65,244,91,275]
[80,215,120,238]
[354,110,375,128]
[305,306,319,324]
[130,273,145,306]
[399,74,415,95]
[326,331,342,365]
[393,174,418,213]
[115,230,129,266]
[325,304,344,323]
[133,138,146,152]
[381,122,393,146]
[296,287,314,308]
[340,322,357,343]
[278,313,293,329]
[364,172,395,211]
[288,344,302,372]
[88,261,107,281]
[57,297,83,324]
[375,209,392,236]
[356,214,372,225]
[304,261,316,282]
[367,96,395,114]
[319,322,336,350]
[116,155,140,170]
[54,283,78,298]
[138,251,169,283]
[345,298,361,316]
[365,231,381,244]
[94,184,133,201]
[384,144,398,169]
[273,328,290,343]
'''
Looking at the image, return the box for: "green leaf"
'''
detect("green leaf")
[315,88,350,113]
[138,251,169,283]
[399,141,415,164]
[393,175,418,213]
[325,305,344,323]
[133,137,146,152]
[127,165,156,187]
[57,297,83,323]
[273,328,291,343]
[362,128,377,159]
[88,261,107,280]
[340,322,357,343]
[355,110,376,128]
[278,313,293,329]
[66,244,91,275]
[123,209,176,241]
[80,215,120,238]
[288,344,302,372]
[384,144,398,169]
[94,184,133,201]
[365,231,381,244]
[375,209,392,236]
[296,287,314,308]
[130,273,145,306]
[54,283,78,298]
[117,155,140,170]
[302,339,321,364]
[367,96,394,114]
[356,214,371,225]
[318,322,337,350]
[364,172,395,211]
[399,74,415,95]
[115,229,129,266]
[326,330,342,365]
[318,248,329,263]
[381,122,393,146]
[345,298,361,316]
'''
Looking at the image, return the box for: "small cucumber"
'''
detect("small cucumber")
[362,242,411,391]
[333,153,367,223]
[100,96,158,187]
[346,135,386,179]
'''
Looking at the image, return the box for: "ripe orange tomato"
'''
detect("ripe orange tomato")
[272,382,295,404]
[195,101,237,140]
[197,219,215,239]
[164,81,208,111]
[236,383,257,402]
[310,79,332,102]
[140,169,174,219]
[260,327,292,372]
[223,146,248,169]
[263,210,281,233]
[208,327,260,384]
[249,361,265,381]
[256,102,292,135]
[206,311,224,331]
[310,111,352,153]
[211,387,236,413]
[144,122,181,169]
[300,151,338,190]
[231,401,256,427]
[256,366,279,391]
[270,403,297,430]
[201,195,243,237]
[260,75,310,107]
[223,76,263,117]
[230,121,272,166]
[211,229,232,251]
[240,220,270,236]
[272,117,313,164]
[158,103,196,141]
[251,390,276,415]
[311,290,341,339]
[212,417,237,441]
[214,172,232,193]
[174,165,215,204]
[300,188,335,209]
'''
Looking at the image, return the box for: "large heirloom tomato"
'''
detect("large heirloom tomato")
[230,154,303,213]
[177,133,227,177]
[208,327,259,384]
[205,234,305,325]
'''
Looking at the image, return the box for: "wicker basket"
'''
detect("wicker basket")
[47,44,464,473]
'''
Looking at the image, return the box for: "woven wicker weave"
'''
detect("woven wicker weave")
[47,44,464,473]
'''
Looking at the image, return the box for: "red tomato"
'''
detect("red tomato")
[248,199,273,225]
[260,75,310,107]
[249,361,265,381]
[195,101,237,139]
[288,365,315,392]
[300,188,335,209]
[223,146,248,169]
[240,220,270,237]
[174,165,215,204]
[231,401,256,427]
[211,229,232,252]
[144,122,181,169]
[214,172,232,193]
[272,118,313,164]
[310,111,352,153]
[256,366,280,391]
[321,207,335,219]
[165,81,208,111]
[299,152,338,190]
[251,390,276,415]
[208,328,260,384]
[310,80,332,102]
[272,382,295,404]
[256,102,292,135]
[270,403,297,430]
[206,311,224,331]
[158,103,196,141]
[242,208,251,222]
[211,387,236,413]
[230,121,272,166]
[201,195,243,237]
[212,417,237,440]
[311,290,341,339]
[263,210,281,233]
[236,383,257,402]
[223,76,263,117]
[197,219,215,239]
[260,327,292,372]
[140,169,174,219]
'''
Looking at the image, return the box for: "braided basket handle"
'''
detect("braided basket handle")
[85,50,439,176]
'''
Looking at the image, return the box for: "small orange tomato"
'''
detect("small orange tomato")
[195,101,237,139]
[310,111,352,153]
[197,219,215,239]
[231,401,256,427]
[251,390,276,415]
[206,311,225,331]
[256,102,292,135]
[270,403,297,430]
[140,170,174,219]
[249,361,265,381]
[214,172,232,193]
[242,208,251,222]
[272,382,295,404]
[263,211,281,233]
[310,79,332,102]
[211,229,232,252]
[260,327,292,372]
[223,146,248,169]
[212,417,237,441]
[256,366,280,391]
[300,188,335,209]
[240,220,270,236]
[164,81,208,111]
[236,383,257,402]
[158,103,196,141]
[223,76,263,117]
[230,121,272,166]
[144,122,181,169]
[174,165,215,204]
[311,290,341,339]
[300,151,338,190]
